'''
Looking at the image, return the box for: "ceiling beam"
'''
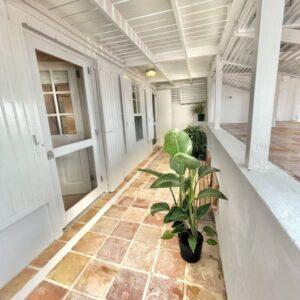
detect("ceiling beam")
[90,0,173,83]
[235,28,300,45]
[171,0,192,81]
[223,60,252,68]
[125,45,218,67]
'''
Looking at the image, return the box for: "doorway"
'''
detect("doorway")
[26,32,107,227]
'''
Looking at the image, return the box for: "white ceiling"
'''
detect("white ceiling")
[34,0,232,82]
[34,0,300,88]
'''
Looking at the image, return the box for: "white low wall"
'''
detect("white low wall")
[207,125,300,300]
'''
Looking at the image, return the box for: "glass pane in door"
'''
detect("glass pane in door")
[36,51,91,148]
[55,146,97,211]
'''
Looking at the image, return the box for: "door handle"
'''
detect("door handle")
[47,150,55,160]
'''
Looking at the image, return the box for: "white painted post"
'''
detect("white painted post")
[207,76,215,123]
[214,54,222,129]
[0,0,8,18]
[246,0,285,169]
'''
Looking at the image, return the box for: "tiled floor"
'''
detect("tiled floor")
[0,148,226,300]
[222,121,300,182]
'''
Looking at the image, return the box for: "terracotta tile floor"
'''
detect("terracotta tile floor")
[0,148,226,300]
[222,121,300,182]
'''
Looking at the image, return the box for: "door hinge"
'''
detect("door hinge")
[95,128,100,136]
[87,67,91,74]
[100,176,104,182]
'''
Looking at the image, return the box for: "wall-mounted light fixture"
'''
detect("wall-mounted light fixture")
[145,69,156,78]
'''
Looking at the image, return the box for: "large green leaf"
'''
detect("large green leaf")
[169,157,186,175]
[138,168,164,177]
[162,230,175,240]
[196,203,211,219]
[150,173,180,189]
[203,226,217,237]
[198,165,220,178]
[163,129,192,156]
[174,153,200,170]
[164,207,188,223]
[150,202,170,215]
[206,239,218,246]
[188,235,197,253]
[198,188,228,200]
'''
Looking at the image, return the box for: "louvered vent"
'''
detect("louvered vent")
[171,88,181,103]
[171,79,207,104]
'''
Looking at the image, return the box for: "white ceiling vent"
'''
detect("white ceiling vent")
[171,79,207,104]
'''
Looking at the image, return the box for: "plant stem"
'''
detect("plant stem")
[189,170,197,238]
[169,187,177,206]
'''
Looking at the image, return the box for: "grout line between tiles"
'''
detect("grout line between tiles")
[13,149,162,300]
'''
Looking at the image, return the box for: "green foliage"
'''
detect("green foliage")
[150,173,180,188]
[196,203,211,219]
[162,230,175,239]
[198,188,227,200]
[184,126,207,160]
[150,202,170,215]
[138,168,164,177]
[163,129,192,156]
[188,235,197,253]
[192,101,207,114]
[138,128,227,253]
[206,239,218,245]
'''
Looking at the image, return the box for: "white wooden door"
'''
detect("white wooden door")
[38,62,91,195]
[26,31,107,226]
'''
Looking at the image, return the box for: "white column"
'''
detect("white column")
[207,76,212,122]
[0,0,8,18]
[214,54,222,129]
[246,0,285,169]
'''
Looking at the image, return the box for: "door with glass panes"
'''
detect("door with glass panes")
[38,62,92,196]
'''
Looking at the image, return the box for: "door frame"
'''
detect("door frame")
[25,30,108,227]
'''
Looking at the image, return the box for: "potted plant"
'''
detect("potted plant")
[192,101,207,121]
[139,129,227,263]
[184,126,207,161]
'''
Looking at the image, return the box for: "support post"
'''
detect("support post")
[214,54,222,129]
[207,76,215,123]
[246,0,285,169]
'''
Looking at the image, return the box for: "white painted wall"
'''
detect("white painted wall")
[221,84,250,123]
[207,126,300,300]
[157,89,172,145]
[275,73,300,121]
[172,103,198,129]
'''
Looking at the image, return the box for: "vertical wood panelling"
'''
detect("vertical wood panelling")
[0,18,50,230]
[97,57,126,191]
[120,75,136,152]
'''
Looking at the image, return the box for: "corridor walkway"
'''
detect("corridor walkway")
[1,149,226,300]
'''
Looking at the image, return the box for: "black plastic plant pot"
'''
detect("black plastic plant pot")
[198,113,205,121]
[179,231,203,263]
